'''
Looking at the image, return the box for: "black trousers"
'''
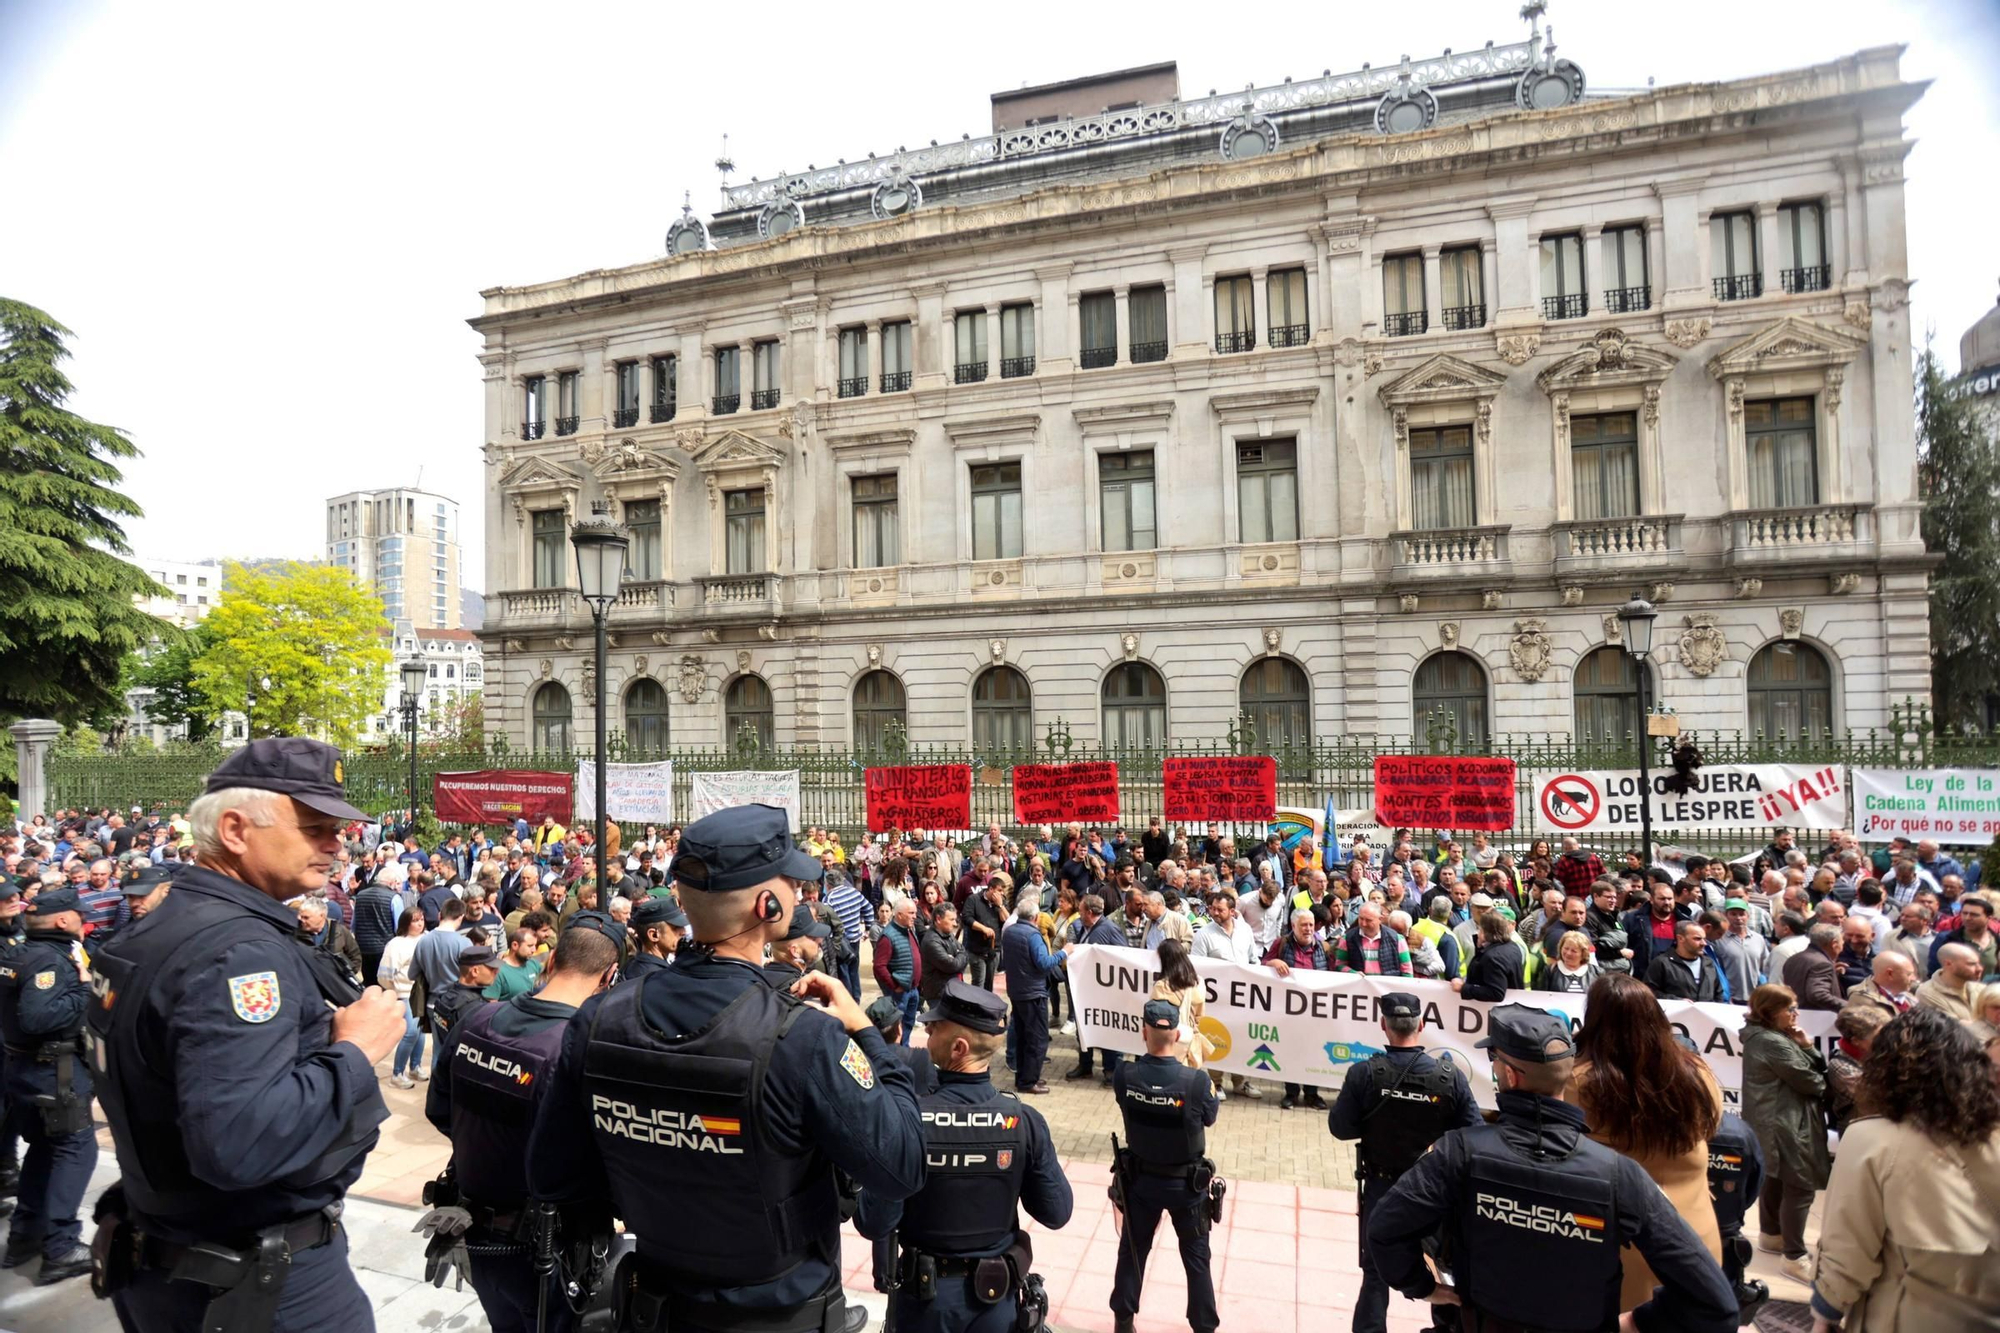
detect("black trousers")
[1110,1174,1216,1333]
[1013,993,1050,1087]
[463,1226,572,1333]
[112,1227,373,1332]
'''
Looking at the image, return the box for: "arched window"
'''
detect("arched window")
[972,666,1033,751]
[624,678,669,754]
[724,674,774,750]
[1748,641,1832,741]
[1102,662,1167,748]
[852,670,907,751]
[1572,647,1642,744]
[1411,652,1488,751]
[531,682,572,753]
[1240,658,1312,749]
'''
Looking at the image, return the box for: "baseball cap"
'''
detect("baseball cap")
[865,995,904,1035]
[1724,897,1750,911]
[1475,1003,1577,1064]
[918,978,1009,1034]
[204,738,368,823]
[1378,991,1423,1020]
[782,904,832,941]
[564,910,626,950]
[673,805,821,893]
[1142,997,1180,1030]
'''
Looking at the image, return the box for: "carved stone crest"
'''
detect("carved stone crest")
[1648,583,1675,603]
[736,650,752,671]
[1120,633,1139,660]
[677,655,705,704]
[1508,619,1553,682]
[1843,301,1871,330]
[1831,573,1861,595]
[1496,333,1540,366]
[1583,327,1631,372]
[1677,615,1727,677]
[1262,627,1281,655]
[1663,318,1712,349]
[1398,593,1420,614]
[1603,615,1622,646]
[1438,621,1460,650]
[1364,350,1384,376]
[1734,578,1763,599]
[537,659,553,679]
[1560,585,1584,607]
[1779,608,1804,640]
[634,655,648,673]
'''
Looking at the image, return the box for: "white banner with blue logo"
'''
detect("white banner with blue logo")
[1066,944,1835,1107]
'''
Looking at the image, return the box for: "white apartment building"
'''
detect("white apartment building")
[326,488,464,629]
[365,623,485,742]
[472,35,1928,758]
[135,556,223,628]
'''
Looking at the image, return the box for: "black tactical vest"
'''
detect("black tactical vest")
[446,1000,568,1209]
[1356,1051,1462,1182]
[900,1088,1030,1255]
[1456,1123,1626,1331]
[583,973,838,1285]
[1115,1059,1204,1169]
[0,933,84,1051]
[1706,1113,1759,1237]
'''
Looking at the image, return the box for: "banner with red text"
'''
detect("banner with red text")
[1162,756,1279,822]
[434,769,574,826]
[1372,756,1516,830]
[1528,764,1849,836]
[1012,762,1120,825]
[865,765,972,833]
[1067,943,1835,1107]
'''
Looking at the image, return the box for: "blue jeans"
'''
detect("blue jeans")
[897,989,923,1045]
[837,954,861,1001]
[393,1002,427,1075]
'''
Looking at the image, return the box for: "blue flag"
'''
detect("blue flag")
[1324,794,1346,865]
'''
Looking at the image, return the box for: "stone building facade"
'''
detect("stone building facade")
[472,38,1929,757]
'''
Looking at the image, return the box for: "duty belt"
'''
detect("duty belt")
[1127,1158,1198,1178]
[137,1208,339,1272]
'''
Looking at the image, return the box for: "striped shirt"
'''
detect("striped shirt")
[826,880,869,948]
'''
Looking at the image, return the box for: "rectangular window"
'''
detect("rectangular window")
[1410,426,1476,529]
[522,376,545,437]
[1267,269,1309,346]
[625,499,662,581]
[1602,225,1650,312]
[1382,254,1425,336]
[1000,303,1035,378]
[724,488,766,574]
[852,474,899,568]
[531,509,565,588]
[1129,285,1168,362]
[751,341,780,409]
[1098,450,1157,552]
[1777,201,1828,292]
[880,321,912,391]
[616,362,641,421]
[1236,439,1299,545]
[1746,398,1818,508]
[1570,412,1640,520]
[1440,247,1485,329]
[1079,292,1117,368]
[651,355,677,422]
[1712,211,1760,299]
[1214,276,1254,352]
[556,371,580,434]
[713,347,740,413]
[970,462,1023,560]
[954,311,988,383]
[838,328,868,398]
[1540,233,1586,319]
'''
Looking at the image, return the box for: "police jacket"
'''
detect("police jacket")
[432,981,489,1037]
[426,992,578,1213]
[1326,1047,1477,1187]
[1368,1090,1736,1333]
[525,951,925,1311]
[0,929,92,1096]
[623,948,674,979]
[853,1069,1072,1257]
[1705,1112,1763,1239]
[87,864,388,1246]
[1112,1054,1218,1174]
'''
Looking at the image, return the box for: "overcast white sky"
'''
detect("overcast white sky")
[2,0,1994,586]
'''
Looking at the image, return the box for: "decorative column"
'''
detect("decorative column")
[1250,266,1268,346]
[1420,246,1443,329]
[1112,285,1131,361]
[1485,197,1537,327]
[1582,225,1606,316]
[911,282,948,387]
[678,321,708,419]
[1036,263,1073,372]
[1644,218,1666,310]
[986,306,1000,376]
[11,719,61,821]
[1757,202,1782,295]
[584,338,611,430]
[1652,180,1706,309]
[866,321,881,391]
[1168,243,1209,356]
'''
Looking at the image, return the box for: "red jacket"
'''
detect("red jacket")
[873,921,924,997]
[1552,850,1606,898]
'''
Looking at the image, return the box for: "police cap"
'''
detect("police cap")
[782,904,832,941]
[1378,991,1423,1020]
[123,865,173,896]
[31,885,82,915]
[632,896,688,929]
[865,995,904,1036]
[0,879,18,901]
[204,738,368,823]
[673,805,821,893]
[1142,997,1180,1030]
[458,946,499,970]
[918,978,1008,1034]
[1475,1003,1576,1064]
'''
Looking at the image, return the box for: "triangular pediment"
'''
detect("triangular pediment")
[1379,353,1509,407]
[499,456,583,490]
[591,440,679,482]
[1707,316,1866,379]
[691,428,785,470]
[1537,328,1678,391]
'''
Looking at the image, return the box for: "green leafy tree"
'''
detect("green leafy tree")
[192,562,392,745]
[421,690,485,755]
[1916,339,2000,726]
[0,299,168,721]
[134,623,221,742]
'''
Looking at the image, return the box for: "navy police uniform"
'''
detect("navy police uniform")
[1707,1111,1769,1325]
[1368,1005,1738,1333]
[1110,999,1221,1333]
[623,896,688,979]
[430,945,499,1040]
[0,883,97,1283]
[855,982,1072,1333]
[525,804,925,1333]
[88,739,389,1332]
[764,904,832,984]
[1327,992,1479,1333]
[0,876,31,1216]
[862,994,938,1301]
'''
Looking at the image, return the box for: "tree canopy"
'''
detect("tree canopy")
[133,622,222,742]
[1916,340,2000,727]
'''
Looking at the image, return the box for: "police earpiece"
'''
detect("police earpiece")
[758,891,784,924]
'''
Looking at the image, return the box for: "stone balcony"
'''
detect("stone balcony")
[494,588,579,628]
[1723,504,1874,568]
[607,579,673,622]
[1388,524,1513,586]
[694,572,782,620]
[1551,514,1686,579]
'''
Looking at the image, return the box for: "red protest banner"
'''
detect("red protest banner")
[1372,755,1517,830]
[864,765,972,833]
[1161,756,1279,822]
[1013,762,1121,824]
[433,769,574,826]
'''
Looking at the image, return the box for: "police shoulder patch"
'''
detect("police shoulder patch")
[839,1039,875,1090]
[228,971,281,1023]
[33,970,55,990]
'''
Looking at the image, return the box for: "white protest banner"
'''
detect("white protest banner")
[688,770,803,831]
[1067,944,1834,1108]
[1525,764,1849,836]
[1852,768,2000,846]
[575,760,675,824]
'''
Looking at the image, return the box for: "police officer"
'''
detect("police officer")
[120,864,174,923]
[421,921,622,1333]
[624,894,688,977]
[865,996,938,1097]
[0,882,95,1283]
[856,981,1072,1332]
[1707,1111,1769,1325]
[88,739,408,1330]
[526,803,925,1333]
[766,904,832,983]
[1368,1004,1738,1333]
[0,876,26,1218]
[1327,991,1478,1333]
[431,945,500,1038]
[1109,999,1220,1333]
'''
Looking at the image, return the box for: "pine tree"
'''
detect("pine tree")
[0,299,167,722]
[1916,338,2000,726]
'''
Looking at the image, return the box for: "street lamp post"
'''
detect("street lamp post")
[400,654,428,835]
[571,502,630,896]
[1617,594,1659,868]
